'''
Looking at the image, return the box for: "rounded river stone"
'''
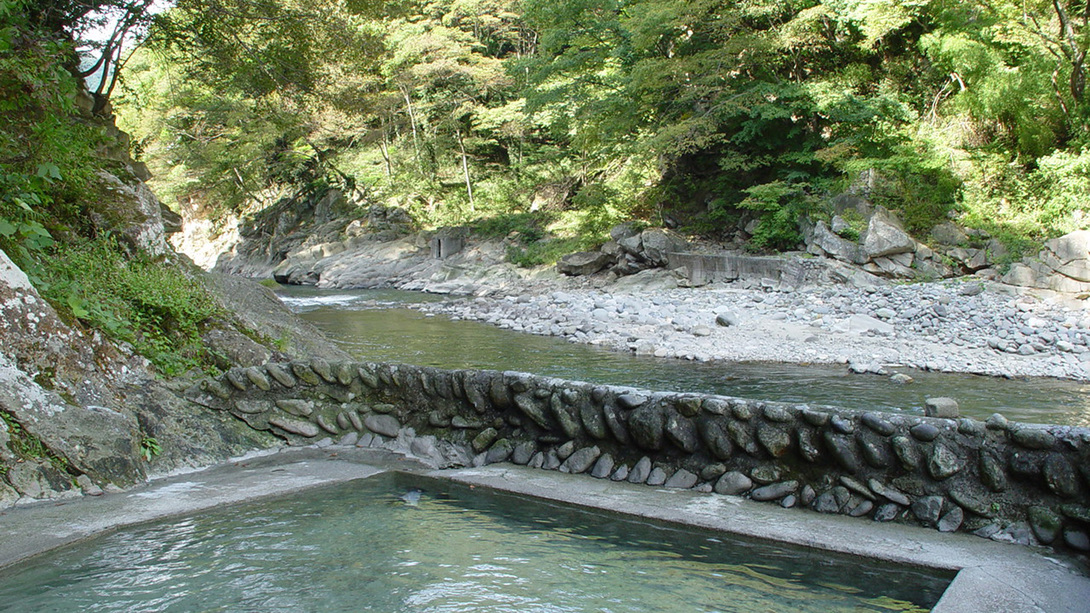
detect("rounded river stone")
[627,456,652,484]
[590,453,615,479]
[664,469,699,489]
[365,414,402,439]
[561,446,601,474]
[646,467,668,486]
[911,495,944,525]
[714,471,752,495]
[751,480,798,502]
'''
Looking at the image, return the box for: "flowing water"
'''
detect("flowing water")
[0,473,950,612]
[278,287,1090,426]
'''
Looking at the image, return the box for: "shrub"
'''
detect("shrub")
[39,237,221,376]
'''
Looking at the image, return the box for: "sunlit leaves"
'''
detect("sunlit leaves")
[826,0,930,49]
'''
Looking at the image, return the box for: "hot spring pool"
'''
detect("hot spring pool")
[0,472,950,612]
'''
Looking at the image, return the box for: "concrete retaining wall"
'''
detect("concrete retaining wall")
[666,252,829,288]
[186,360,1090,551]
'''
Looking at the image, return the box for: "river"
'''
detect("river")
[278,286,1090,426]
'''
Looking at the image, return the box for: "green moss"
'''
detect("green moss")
[32,366,56,390]
[834,209,865,241]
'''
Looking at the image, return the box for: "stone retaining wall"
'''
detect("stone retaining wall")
[186,360,1090,551]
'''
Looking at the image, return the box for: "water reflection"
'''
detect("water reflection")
[279,287,1090,426]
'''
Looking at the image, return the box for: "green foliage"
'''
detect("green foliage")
[1023,150,1090,229]
[140,436,161,462]
[471,211,595,267]
[0,0,102,252]
[473,212,543,240]
[736,181,810,250]
[840,145,961,234]
[958,147,1090,254]
[0,0,236,379]
[507,236,587,268]
[38,237,221,376]
[116,0,383,216]
[116,0,1090,256]
[834,209,865,241]
[570,183,626,237]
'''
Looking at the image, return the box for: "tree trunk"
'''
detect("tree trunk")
[457,129,474,210]
[379,122,393,177]
[1053,0,1088,106]
[400,85,420,162]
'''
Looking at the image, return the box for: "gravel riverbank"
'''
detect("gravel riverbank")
[417,274,1090,381]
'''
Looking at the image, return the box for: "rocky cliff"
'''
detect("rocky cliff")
[0,96,355,508]
[0,236,354,508]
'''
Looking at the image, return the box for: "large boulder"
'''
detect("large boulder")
[1003,230,1090,293]
[92,170,174,257]
[864,249,916,278]
[557,250,613,276]
[596,224,689,277]
[808,221,867,265]
[862,207,916,259]
[610,223,642,242]
[202,274,350,362]
[1040,230,1090,283]
[0,355,144,487]
[931,222,968,246]
[617,233,643,255]
[639,228,688,266]
[946,247,988,271]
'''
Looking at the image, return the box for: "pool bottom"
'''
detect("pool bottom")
[0,471,948,612]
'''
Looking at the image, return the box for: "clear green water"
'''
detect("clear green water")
[279,287,1090,426]
[0,474,949,612]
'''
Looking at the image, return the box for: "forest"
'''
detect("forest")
[117,0,1090,259]
[6,0,1090,272]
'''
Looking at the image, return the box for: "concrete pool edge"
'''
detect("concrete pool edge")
[439,464,1090,613]
[0,446,1086,612]
[0,447,413,571]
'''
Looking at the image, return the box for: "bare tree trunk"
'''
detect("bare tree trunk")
[379,122,393,177]
[400,84,420,163]
[457,129,474,210]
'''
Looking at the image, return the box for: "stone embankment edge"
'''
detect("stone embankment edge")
[190,360,1090,552]
[0,447,1085,613]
